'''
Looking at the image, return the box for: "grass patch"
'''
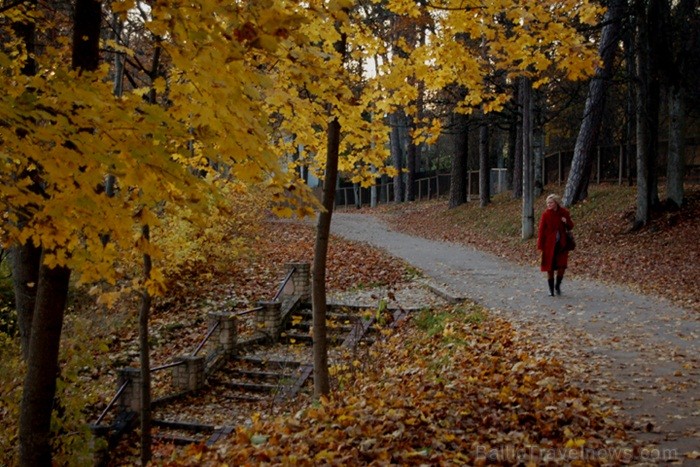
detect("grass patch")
[415,303,487,337]
[415,308,448,336]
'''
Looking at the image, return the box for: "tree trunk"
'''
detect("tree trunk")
[665,0,695,207]
[563,0,623,206]
[533,89,544,197]
[19,1,101,463]
[10,0,39,363]
[479,121,490,207]
[312,116,340,397]
[449,114,469,208]
[370,166,378,207]
[623,21,636,187]
[12,241,41,361]
[507,117,518,198]
[71,0,101,71]
[533,123,544,197]
[390,112,404,203]
[406,139,417,202]
[634,0,663,228]
[312,19,346,397]
[112,13,125,96]
[512,92,523,199]
[19,258,71,467]
[521,78,535,239]
[666,87,685,207]
[139,225,153,465]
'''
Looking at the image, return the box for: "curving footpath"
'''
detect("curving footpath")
[330,212,700,464]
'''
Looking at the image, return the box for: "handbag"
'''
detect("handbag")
[565,229,576,251]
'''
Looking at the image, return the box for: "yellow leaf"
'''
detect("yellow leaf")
[565,438,586,449]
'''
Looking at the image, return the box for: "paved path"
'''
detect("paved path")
[330,212,700,463]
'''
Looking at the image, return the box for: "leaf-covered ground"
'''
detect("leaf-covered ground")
[369,184,700,314]
[21,183,696,465]
[160,306,635,466]
[132,186,700,465]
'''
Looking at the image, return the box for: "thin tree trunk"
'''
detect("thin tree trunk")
[533,89,544,197]
[312,116,340,397]
[406,128,417,202]
[449,114,469,208]
[563,0,623,206]
[533,123,544,197]
[312,22,347,396]
[512,94,523,199]
[624,22,636,187]
[521,78,535,239]
[666,88,685,207]
[139,224,153,465]
[136,43,163,463]
[19,258,71,467]
[507,117,518,198]
[390,113,404,203]
[12,241,41,361]
[370,166,378,207]
[112,13,125,96]
[479,121,490,207]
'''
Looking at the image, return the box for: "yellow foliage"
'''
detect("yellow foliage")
[1,0,602,303]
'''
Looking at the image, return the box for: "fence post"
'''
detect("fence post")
[256,301,283,342]
[206,312,237,357]
[286,262,311,301]
[618,144,623,185]
[89,424,110,466]
[117,368,142,413]
[172,355,206,392]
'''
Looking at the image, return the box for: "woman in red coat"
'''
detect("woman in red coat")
[537,194,574,296]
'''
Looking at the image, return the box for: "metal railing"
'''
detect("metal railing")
[272,266,295,301]
[92,265,296,428]
[192,321,221,357]
[94,380,129,425]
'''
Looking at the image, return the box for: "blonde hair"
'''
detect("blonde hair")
[546,194,562,206]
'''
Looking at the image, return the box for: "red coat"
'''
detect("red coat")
[537,206,574,272]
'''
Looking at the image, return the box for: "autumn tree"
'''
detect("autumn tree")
[664,0,698,208]
[1,0,337,462]
[7,0,40,362]
[383,0,602,237]
[563,0,625,207]
[263,2,394,396]
[633,0,666,228]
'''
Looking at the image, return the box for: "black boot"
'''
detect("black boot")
[555,276,562,295]
[547,278,555,296]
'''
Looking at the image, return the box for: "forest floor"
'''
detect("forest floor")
[324,184,700,464]
[3,184,698,465]
[156,183,697,465]
[108,184,699,465]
